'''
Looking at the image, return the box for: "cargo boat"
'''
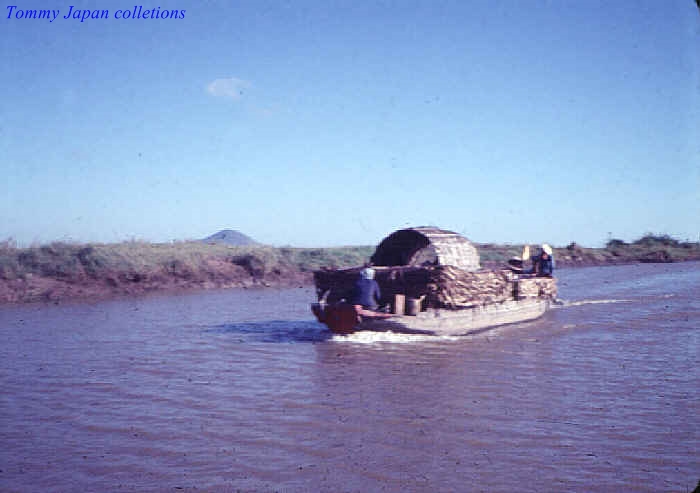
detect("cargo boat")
[310,227,556,335]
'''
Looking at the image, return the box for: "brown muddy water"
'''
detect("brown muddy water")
[1,262,698,492]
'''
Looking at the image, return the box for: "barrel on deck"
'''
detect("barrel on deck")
[406,297,422,316]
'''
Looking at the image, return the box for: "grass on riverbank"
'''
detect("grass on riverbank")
[477,234,700,267]
[0,234,697,303]
[1,234,699,282]
[0,240,374,283]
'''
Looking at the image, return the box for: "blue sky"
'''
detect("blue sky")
[2,0,699,247]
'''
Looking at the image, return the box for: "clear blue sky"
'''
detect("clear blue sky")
[2,0,699,247]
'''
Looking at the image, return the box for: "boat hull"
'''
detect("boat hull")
[311,299,550,336]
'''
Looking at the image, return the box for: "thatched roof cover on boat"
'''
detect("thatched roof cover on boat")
[370,227,480,272]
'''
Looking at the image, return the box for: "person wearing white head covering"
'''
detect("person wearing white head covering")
[353,267,381,310]
[537,244,554,277]
[517,244,554,276]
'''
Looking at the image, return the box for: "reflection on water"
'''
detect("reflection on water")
[206,320,332,343]
[0,263,698,492]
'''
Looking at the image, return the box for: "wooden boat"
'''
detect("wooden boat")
[310,227,556,336]
[311,297,551,335]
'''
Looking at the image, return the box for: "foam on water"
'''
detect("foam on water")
[558,292,676,308]
[332,330,461,344]
[560,298,633,307]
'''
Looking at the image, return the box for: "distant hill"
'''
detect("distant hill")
[202,229,259,246]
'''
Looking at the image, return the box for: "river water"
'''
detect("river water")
[0,262,698,492]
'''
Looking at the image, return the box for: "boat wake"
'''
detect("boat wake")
[556,298,634,308]
[555,293,676,309]
[332,331,461,344]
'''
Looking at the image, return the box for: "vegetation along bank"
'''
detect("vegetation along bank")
[0,235,697,304]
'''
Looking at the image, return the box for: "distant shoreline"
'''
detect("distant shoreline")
[1,236,698,305]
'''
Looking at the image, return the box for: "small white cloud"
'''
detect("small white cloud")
[206,77,251,100]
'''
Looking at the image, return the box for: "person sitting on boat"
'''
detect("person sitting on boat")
[353,267,382,311]
[519,244,553,277]
[535,244,554,277]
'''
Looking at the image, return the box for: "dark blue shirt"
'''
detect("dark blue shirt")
[523,254,554,276]
[353,278,381,309]
[538,256,553,276]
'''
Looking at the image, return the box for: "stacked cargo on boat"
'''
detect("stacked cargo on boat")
[313,227,556,312]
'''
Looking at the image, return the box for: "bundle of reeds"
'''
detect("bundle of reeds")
[313,264,557,311]
[516,277,558,300]
[427,265,514,309]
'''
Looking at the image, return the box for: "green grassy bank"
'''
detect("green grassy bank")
[0,240,373,303]
[0,234,698,304]
[478,234,700,268]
